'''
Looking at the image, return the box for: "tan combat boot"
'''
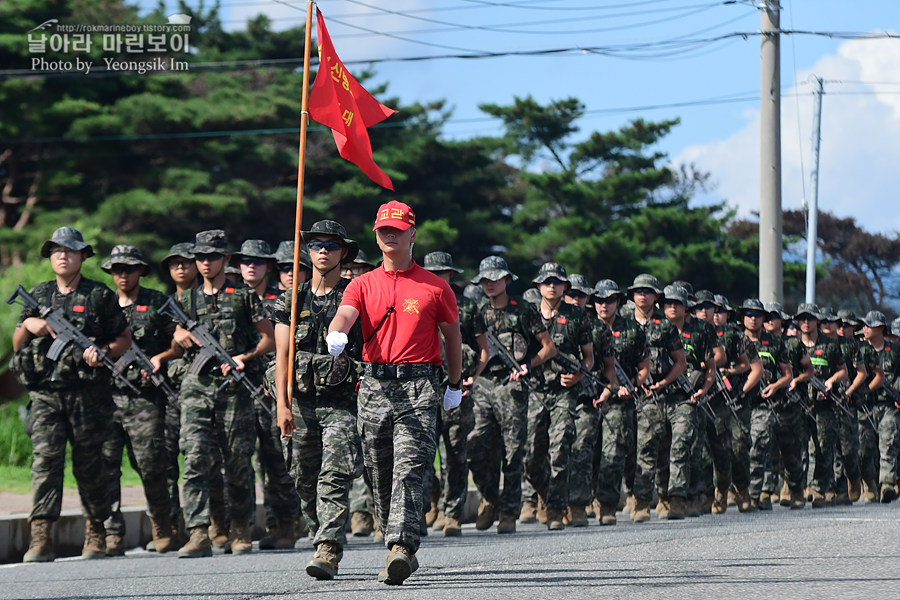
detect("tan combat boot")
[23,519,55,563]
[373,517,384,544]
[475,498,496,531]
[655,497,670,520]
[824,490,836,505]
[82,519,107,559]
[734,487,751,513]
[424,501,439,527]
[834,491,851,505]
[228,519,252,555]
[810,489,826,508]
[519,500,538,524]
[351,511,373,536]
[848,478,861,503]
[568,504,588,528]
[779,482,792,507]
[599,503,617,526]
[536,494,549,525]
[546,507,565,531]
[497,511,517,534]
[306,540,341,580]
[275,519,298,549]
[149,515,175,554]
[667,496,686,520]
[880,483,898,503]
[758,492,773,511]
[178,526,213,558]
[208,514,229,548]
[631,498,651,523]
[711,488,727,514]
[105,533,125,557]
[862,479,878,503]
[442,516,462,537]
[790,488,806,509]
[432,510,447,531]
[623,493,635,514]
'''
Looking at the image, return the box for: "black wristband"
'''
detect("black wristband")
[448,379,461,390]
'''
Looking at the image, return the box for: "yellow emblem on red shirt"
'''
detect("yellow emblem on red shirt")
[402,298,420,315]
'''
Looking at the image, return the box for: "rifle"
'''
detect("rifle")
[810,375,856,421]
[159,296,272,417]
[7,284,140,394]
[553,351,612,395]
[112,344,179,404]
[616,358,662,414]
[714,369,744,424]
[485,330,535,391]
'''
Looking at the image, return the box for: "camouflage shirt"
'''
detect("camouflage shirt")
[481,296,547,378]
[118,286,176,388]
[457,290,486,378]
[803,331,847,400]
[744,332,790,402]
[679,317,716,388]
[633,308,682,382]
[872,341,900,404]
[537,301,592,389]
[605,314,649,380]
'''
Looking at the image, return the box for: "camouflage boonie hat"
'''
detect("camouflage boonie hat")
[101,244,150,273]
[661,284,689,306]
[837,309,860,327]
[818,306,839,322]
[566,274,593,296]
[274,240,312,269]
[162,242,194,266]
[231,239,275,265]
[301,220,359,264]
[738,298,766,317]
[225,264,241,277]
[627,273,662,295]
[472,256,517,283]
[692,289,717,309]
[423,251,463,274]
[715,294,732,312]
[794,303,820,320]
[593,279,623,301]
[672,280,695,299]
[463,283,486,303]
[40,226,94,258]
[353,249,372,266]
[862,310,886,328]
[532,262,569,285]
[523,287,542,305]
[192,229,231,255]
[764,301,789,320]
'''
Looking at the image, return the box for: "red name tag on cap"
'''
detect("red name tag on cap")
[136,305,148,312]
[72,305,85,313]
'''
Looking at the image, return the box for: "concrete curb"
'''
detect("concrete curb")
[1,491,483,564]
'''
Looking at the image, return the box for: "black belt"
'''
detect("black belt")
[364,362,439,379]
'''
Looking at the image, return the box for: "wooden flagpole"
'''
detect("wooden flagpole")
[286,0,314,415]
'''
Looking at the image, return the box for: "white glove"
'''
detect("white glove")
[326,331,348,356]
[443,387,462,411]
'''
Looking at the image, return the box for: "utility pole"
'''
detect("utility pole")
[805,76,824,303]
[759,0,782,303]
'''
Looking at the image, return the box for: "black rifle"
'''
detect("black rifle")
[112,345,179,403]
[554,350,612,395]
[7,284,140,394]
[786,387,814,416]
[810,376,856,421]
[714,369,745,424]
[159,296,272,417]
[616,358,662,414]
[485,329,535,391]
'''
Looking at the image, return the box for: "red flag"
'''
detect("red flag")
[308,8,397,190]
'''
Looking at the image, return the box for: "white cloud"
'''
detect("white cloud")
[677,37,900,235]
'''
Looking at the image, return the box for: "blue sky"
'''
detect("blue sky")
[149,0,899,234]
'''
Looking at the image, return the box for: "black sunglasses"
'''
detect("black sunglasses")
[277,263,293,273]
[743,311,764,319]
[307,241,343,252]
[195,252,224,262]
[110,264,142,275]
[239,257,269,266]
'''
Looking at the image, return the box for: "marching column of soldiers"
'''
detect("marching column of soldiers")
[10,213,900,585]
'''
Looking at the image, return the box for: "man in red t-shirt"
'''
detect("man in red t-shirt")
[328,200,462,586]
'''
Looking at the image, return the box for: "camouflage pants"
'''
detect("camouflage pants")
[523,384,577,510]
[807,402,838,494]
[26,386,114,522]
[730,403,751,490]
[634,393,697,500]
[689,408,709,499]
[436,394,475,520]
[873,403,900,485]
[467,375,528,515]
[180,372,256,529]
[702,398,733,495]
[858,402,879,485]
[569,400,600,507]
[349,474,375,514]
[103,389,171,536]
[833,404,860,495]
[592,399,634,506]
[291,396,362,550]
[254,393,299,527]
[768,406,806,492]
[748,405,774,498]
[357,373,440,553]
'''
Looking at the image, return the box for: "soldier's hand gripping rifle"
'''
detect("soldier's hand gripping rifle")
[810,375,856,421]
[112,344,179,404]
[617,358,662,414]
[7,284,140,394]
[159,296,272,416]
[485,329,535,391]
[715,369,745,424]
[553,350,612,396]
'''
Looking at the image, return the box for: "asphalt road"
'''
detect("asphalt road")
[2,503,898,600]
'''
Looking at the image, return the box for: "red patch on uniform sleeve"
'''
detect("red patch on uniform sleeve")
[136,305,148,312]
[653,319,660,324]
[887,346,893,352]
[510,300,518,306]
[762,340,769,346]
[557,317,567,324]
[225,287,235,294]
[683,332,692,339]
[72,305,85,313]
[815,349,824,356]
[264,293,277,300]
[612,331,622,338]
[717,330,724,337]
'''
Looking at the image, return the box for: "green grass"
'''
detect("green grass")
[0,397,146,494]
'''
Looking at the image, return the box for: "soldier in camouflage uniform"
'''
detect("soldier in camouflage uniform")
[13,227,132,562]
[521,263,594,531]
[273,220,364,579]
[861,311,900,503]
[796,303,848,507]
[421,252,486,537]
[234,239,300,550]
[274,240,312,291]
[174,230,275,558]
[100,245,177,555]
[626,276,691,521]
[468,256,556,534]
[328,201,463,585]
[590,279,648,526]
[850,312,883,502]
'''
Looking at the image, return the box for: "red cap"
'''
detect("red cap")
[373,200,416,231]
